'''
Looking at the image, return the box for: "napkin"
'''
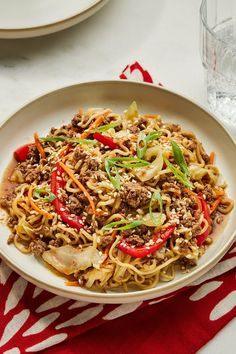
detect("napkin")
[0,62,235,354]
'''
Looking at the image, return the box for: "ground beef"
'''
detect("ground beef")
[0,196,12,209]
[126,234,145,246]
[71,113,82,128]
[79,172,90,185]
[29,239,47,256]
[129,125,140,134]
[120,225,151,246]
[180,217,196,228]
[49,238,63,247]
[7,234,15,244]
[38,170,50,182]
[50,127,57,134]
[28,146,40,164]
[74,148,88,162]
[66,192,89,214]
[85,157,99,171]
[7,216,18,228]
[25,170,39,183]
[170,124,181,132]
[119,182,151,209]
[192,224,202,237]
[202,184,214,202]
[202,153,210,164]
[179,256,197,268]
[17,161,40,183]
[187,140,197,151]
[101,234,114,247]
[137,117,148,128]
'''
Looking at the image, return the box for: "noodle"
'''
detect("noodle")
[0,103,234,292]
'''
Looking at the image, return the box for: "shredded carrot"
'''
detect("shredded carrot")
[59,161,96,214]
[210,196,222,214]
[80,112,108,139]
[130,145,136,155]
[209,151,215,164]
[17,201,31,213]
[34,132,46,159]
[143,115,161,119]
[184,188,202,212]
[96,210,109,217]
[28,185,53,219]
[130,135,138,142]
[58,145,71,158]
[162,151,170,169]
[213,187,225,197]
[164,151,170,159]
[65,280,79,286]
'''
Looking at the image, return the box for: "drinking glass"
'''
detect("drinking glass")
[200,0,236,124]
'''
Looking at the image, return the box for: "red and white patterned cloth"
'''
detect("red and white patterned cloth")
[0,63,235,354]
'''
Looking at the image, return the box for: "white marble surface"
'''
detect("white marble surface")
[0,0,235,352]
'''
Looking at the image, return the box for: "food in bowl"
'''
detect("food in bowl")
[0,102,233,291]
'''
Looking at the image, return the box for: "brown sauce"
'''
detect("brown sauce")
[0,158,18,202]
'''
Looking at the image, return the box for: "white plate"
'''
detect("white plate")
[0,0,109,38]
[0,80,235,304]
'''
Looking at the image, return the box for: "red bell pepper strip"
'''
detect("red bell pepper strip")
[196,192,212,246]
[51,163,84,231]
[118,224,176,258]
[14,144,32,162]
[93,132,118,150]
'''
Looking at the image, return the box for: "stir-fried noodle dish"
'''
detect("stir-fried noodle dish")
[0,102,234,291]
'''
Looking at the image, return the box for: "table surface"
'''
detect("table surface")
[0,0,235,352]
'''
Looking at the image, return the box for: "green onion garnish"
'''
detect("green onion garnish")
[104,157,150,189]
[33,189,56,203]
[170,140,190,176]
[137,131,147,159]
[163,156,193,189]
[149,191,163,226]
[92,121,121,133]
[108,156,150,168]
[102,219,144,231]
[137,131,163,158]
[41,137,96,145]
[105,159,121,190]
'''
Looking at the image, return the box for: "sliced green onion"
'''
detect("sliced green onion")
[108,157,150,165]
[102,219,144,231]
[108,157,147,162]
[92,121,121,133]
[41,136,96,145]
[146,131,163,141]
[41,136,67,142]
[149,191,163,226]
[33,188,56,203]
[105,159,121,190]
[170,140,190,176]
[107,157,150,168]
[137,131,163,159]
[70,138,96,145]
[163,156,193,189]
[137,131,147,158]
[104,157,150,189]
[114,162,149,168]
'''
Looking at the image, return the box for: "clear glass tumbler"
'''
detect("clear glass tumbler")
[200,0,236,124]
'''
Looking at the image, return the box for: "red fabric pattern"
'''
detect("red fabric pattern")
[0,62,235,354]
